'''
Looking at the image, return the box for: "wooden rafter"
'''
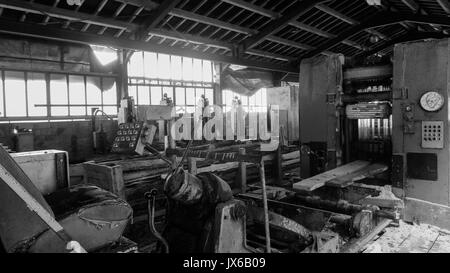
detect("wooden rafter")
[436,0,450,13]
[240,0,329,50]
[0,18,297,73]
[0,0,136,31]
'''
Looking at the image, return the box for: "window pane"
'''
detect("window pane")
[186,88,195,106]
[69,75,85,116]
[144,52,158,78]
[182,57,193,81]
[203,60,212,82]
[103,78,117,115]
[5,71,26,117]
[175,87,185,105]
[261,88,267,106]
[171,56,182,80]
[128,85,137,105]
[0,74,3,117]
[151,86,162,105]
[128,51,144,77]
[241,96,248,106]
[50,74,68,116]
[205,89,213,105]
[195,88,204,106]
[28,73,47,117]
[193,59,202,82]
[163,87,173,103]
[158,54,171,80]
[87,76,101,115]
[138,86,150,105]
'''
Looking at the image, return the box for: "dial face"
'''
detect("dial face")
[420,91,445,112]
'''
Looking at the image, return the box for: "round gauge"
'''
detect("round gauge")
[420,91,445,112]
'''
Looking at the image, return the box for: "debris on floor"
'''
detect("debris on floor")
[363,221,450,253]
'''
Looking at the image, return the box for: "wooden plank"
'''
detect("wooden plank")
[398,225,440,253]
[293,160,370,192]
[429,233,450,253]
[341,219,392,253]
[326,163,388,188]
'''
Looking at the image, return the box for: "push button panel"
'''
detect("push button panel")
[422,121,444,149]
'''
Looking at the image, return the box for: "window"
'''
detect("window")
[5,71,27,117]
[223,89,267,113]
[69,75,86,116]
[0,70,118,119]
[128,51,215,113]
[28,73,47,117]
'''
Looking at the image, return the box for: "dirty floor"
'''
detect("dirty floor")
[363,221,450,253]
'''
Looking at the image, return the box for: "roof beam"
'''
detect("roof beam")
[315,4,388,40]
[300,12,404,59]
[148,29,233,50]
[400,0,443,32]
[400,0,419,12]
[169,8,256,35]
[0,0,136,31]
[241,0,329,50]
[288,21,367,51]
[289,21,334,38]
[355,31,450,59]
[148,29,293,62]
[140,0,183,32]
[266,36,313,51]
[0,19,297,73]
[436,0,450,13]
[403,13,450,27]
[220,0,279,18]
[245,49,294,62]
[114,0,159,10]
[315,4,357,25]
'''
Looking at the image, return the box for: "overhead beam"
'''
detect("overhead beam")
[266,36,313,51]
[241,0,328,50]
[114,0,159,10]
[400,0,420,12]
[0,19,297,73]
[355,31,450,59]
[140,0,183,32]
[0,0,136,31]
[148,29,233,50]
[403,13,450,27]
[289,21,334,38]
[316,4,357,25]
[315,4,388,40]
[220,0,279,18]
[245,49,293,62]
[436,0,450,13]
[222,0,371,50]
[148,29,293,62]
[300,12,404,59]
[169,8,256,35]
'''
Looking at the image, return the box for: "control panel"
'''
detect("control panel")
[111,122,143,154]
[422,121,444,149]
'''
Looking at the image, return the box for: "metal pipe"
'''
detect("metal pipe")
[258,159,271,253]
[146,189,169,253]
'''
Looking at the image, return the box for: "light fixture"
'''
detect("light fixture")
[90,45,118,66]
[67,0,83,6]
[370,35,380,43]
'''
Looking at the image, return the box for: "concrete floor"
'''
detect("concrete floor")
[363,221,450,253]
